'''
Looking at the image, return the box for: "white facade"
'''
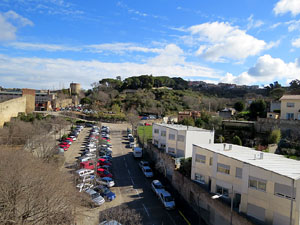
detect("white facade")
[152,123,214,158]
[191,143,300,225]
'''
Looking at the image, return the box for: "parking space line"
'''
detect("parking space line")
[130,177,135,185]
[179,210,191,225]
[142,204,150,217]
[128,169,131,175]
[124,162,128,168]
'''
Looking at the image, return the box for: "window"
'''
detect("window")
[177,149,185,157]
[209,157,213,166]
[217,163,230,174]
[195,173,205,184]
[160,144,166,150]
[154,129,159,134]
[168,147,175,154]
[195,154,206,163]
[287,102,295,108]
[177,135,185,142]
[161,131,166,137]
[286,113,294,120]
[216,185,229,197]
[274,183,296,200]
[169,133,175,140]
[153,139,158,146]
[236,167,242,179]
[249,176,267,191]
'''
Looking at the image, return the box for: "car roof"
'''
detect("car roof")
[102,177,112,181]
[76,169,93,173]
[152,180,162,185]
[85,189,97,195]
[143,166,151,170]
[160,190,172,197]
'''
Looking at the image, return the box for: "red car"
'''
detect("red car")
[65,137,74,142]
[97,168,113,178]
[144,123,151,126]
[59,145,69,151]
[98,158,112,166]
[80,160,99,170]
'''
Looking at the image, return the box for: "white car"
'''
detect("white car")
[151,180,165,196]
[85,189,105,206]
[142,166,153,178]
[75,169,94,178]
[96,177,115,187]
[139,161,149,169]
[69,135,77,141]
[159,190,175,210]
[76,183,94,192]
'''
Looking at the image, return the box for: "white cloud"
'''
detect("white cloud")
[274,0,300,16]
[186,22,268,62]
[0,45,220,89]
[4,10,33,27]
[247,14,264,30]
[0,11,33,41]
[9,42,81,52]
[292,38,300,47]
[287,20,300,31]
[220,54,300,84]
[87,43,162,54]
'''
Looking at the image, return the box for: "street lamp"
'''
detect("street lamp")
[211,185,234,225]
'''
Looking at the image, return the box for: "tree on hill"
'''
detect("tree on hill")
[249,99,266,119]
[234,101,245,112]
[180,117,195,126]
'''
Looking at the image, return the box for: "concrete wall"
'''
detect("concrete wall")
[0,96,26,127]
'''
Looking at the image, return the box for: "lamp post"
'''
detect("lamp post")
[212,185,234,225]
[290,179,294,225]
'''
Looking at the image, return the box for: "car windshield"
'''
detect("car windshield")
[92,193,101,198]
[143,162,149,166]
[103,189,110,194]
[145,169,152,173]
[165,196,174,202]
[154,183,164,189]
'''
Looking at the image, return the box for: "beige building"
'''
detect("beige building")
[191,143,300,225]
[152,123,214,158]
[280,95,300,120]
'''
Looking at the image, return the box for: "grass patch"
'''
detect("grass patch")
[137,125,152,144]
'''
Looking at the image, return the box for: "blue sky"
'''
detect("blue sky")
[0,0,300,89]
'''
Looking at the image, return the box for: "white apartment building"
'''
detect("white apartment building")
[152,123,214,158]
[191,143,300,225]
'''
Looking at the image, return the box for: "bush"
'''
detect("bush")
[232,135,242,145]
[268,129,281,144]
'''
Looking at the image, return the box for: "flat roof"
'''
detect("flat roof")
[154,123,212,132]
[194,143,300,180]
[280,95,300,100]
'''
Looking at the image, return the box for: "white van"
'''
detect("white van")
[75,169,94,177]
[133,147,142,158]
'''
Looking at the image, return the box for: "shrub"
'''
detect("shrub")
[232,135,242,145]
[268,129,281,144]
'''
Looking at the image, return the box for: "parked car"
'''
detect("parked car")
[80,160,99,170]
[76,183,94,192]
[69,135,77,141]
[93,185,116,201]
[97,168,113,178]
[159,190,175,210]
[85,188,105,206]
[98,158,112,166]
[151,180,165,196]
[139,160,149,169]
[96,177,115,187]
[75,169,94,178]
[141,166,153,178]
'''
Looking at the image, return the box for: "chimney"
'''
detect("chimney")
[229,144,232,150]
[223,143,226,151]
[254,152,264,160]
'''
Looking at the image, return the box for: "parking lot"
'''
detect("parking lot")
[64,123,195,225]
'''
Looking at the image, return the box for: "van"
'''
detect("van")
[133,147,142,158]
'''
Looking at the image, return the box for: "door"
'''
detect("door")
[234,193,241,209]
[208,178,212,192]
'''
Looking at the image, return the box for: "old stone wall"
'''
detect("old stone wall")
[52,98,73,108]
[255,118,300,138]
[22,89,35,113]
[0,96,27,127]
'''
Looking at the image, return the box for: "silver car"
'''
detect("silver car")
[85,188,105,206]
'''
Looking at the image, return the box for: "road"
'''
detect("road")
[100,123,191,225]
[64,123,195,225]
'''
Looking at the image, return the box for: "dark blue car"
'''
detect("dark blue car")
[94,185,116,201]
